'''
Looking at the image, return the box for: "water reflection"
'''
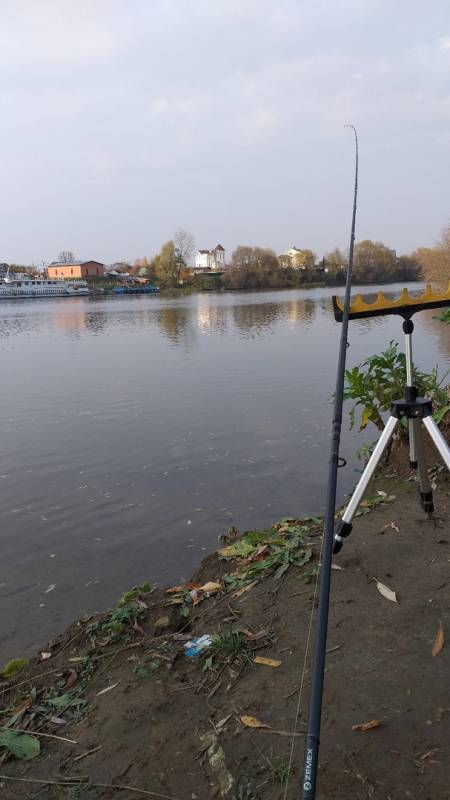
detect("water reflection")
[156,306,198,349]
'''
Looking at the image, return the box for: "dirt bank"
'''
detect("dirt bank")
[0,447,449,800]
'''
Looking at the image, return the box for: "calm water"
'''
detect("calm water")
[0,285,448,660]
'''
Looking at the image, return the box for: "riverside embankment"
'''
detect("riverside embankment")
[1,441,449,800]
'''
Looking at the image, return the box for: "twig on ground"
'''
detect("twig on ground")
[0,773,183,799]
[73,744,102,761]
[1,727,77,745]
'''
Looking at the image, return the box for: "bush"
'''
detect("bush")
[344,341,450,433]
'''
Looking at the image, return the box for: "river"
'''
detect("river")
[0,284,448,661]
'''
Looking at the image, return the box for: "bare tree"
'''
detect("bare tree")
[58,250,76,263]
[173,229,195,266]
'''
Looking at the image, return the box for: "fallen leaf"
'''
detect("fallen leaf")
[331,564,343,571]
[375,580,398,603]
[65,669,78,689]
[96,683,119,697]
[154,616,170,629]
[243,545,270,565]
[432,622,444,657]
[254,656,281,668]
[166,585,185,594]
[40,652,52,661]
[240,715,271,729]
[197,581,222,595]
[352,719,381,732]
[49,716,67,725]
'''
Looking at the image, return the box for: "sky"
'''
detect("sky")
[1,0,449,265]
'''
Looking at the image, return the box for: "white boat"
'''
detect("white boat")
[0,272,90,299]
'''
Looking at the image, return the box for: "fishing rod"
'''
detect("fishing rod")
[299,125,358,800]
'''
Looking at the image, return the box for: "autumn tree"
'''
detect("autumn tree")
[323,247,347,272]
[58,250,76,263]
[154,241,184,287]
[223,246,280,289]
[395,255,421,281]
[353,240,396,282]
[414,223,450,283]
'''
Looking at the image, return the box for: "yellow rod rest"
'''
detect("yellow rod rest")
[333,281,450,321]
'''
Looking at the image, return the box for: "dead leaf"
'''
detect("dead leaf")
[432,622,444,657]
[352,719,382,732]
[331,564,343,571]
[65,669,78,689]
[49,716,67,725]
[166,585,186,594]
[374,579,398,603]
[96,683,119,697]
[40,652,52,661]
[197,581,222,595]
[133,619,145,635]
[154,616,170,629]
[240,715,271,729]
[254,656,281,668]
[243,545,270,565]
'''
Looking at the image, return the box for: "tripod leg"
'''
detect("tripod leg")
[334,415,399,553]
[422,416,450,471]
[408,419,418,468]
[413,422,434,513]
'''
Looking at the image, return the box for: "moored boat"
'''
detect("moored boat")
[0,273,90,299]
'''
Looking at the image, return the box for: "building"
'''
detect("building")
[278,247,314,270]
[194,244,225,273]
[0,263,9,278]
[46,261,105,279]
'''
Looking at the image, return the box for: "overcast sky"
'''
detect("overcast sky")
[1,0,449,265]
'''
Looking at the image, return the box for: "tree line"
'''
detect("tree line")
[54,220,450,290]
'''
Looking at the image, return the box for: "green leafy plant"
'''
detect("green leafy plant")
[0,729,40,760]
[344,341,450,432]
[219,519,316,583]
[2,658,28,679]
[86,605,136,644]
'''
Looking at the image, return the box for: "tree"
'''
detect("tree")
[324,247,347,272]
[414,222,450,283]
[395,255,421,282]
[353,240,396,282]
[154,241,183,287]
[58,250,76,263]
[174,229,195,267]
[223,246,280,289]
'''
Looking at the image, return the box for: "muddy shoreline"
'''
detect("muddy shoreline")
[0,446,449,800]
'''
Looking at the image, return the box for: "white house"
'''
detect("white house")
[194,244,225,273]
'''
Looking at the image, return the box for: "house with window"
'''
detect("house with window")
[46,261,105,279]
[278,247,316,270]
[194,244,225,273]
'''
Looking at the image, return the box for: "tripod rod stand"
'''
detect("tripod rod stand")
[334,317,450,555]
